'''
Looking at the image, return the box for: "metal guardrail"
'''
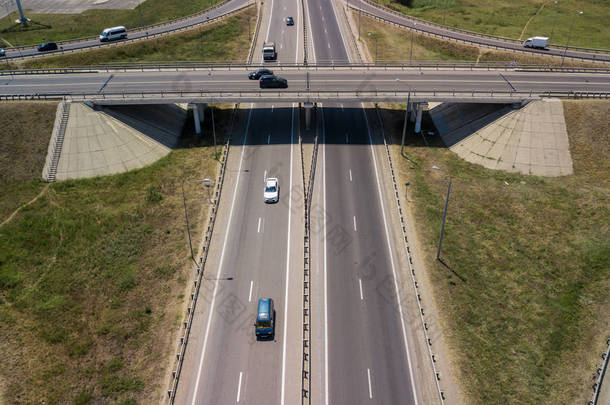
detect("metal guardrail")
[3,3,254,62]
[301,0,308,65]
[2,0,236,52]
[246,1,262,63]
[165,103,240,403]
[373,103,445,402]
[350,5,610,64]
[358,0,610,56]
[3,89,608,103]
[590,338,610,405]
[3,61,610,74]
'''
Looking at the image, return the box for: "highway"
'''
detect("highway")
[0,0,251,60]
[305,0,430,403]
[2,69,610,98]
[350,0,610,63]
[172,0,305,403]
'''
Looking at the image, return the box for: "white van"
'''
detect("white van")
[99,26,127,42]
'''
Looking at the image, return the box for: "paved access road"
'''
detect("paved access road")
[351,0,610,63]
[1,0,250,60]
[173,0,305,403]
[2,69,609,97]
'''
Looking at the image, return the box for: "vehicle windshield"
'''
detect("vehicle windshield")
[256,320,271,328]
[265,185,277,193]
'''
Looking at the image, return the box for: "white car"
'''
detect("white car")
[264,177,279,203]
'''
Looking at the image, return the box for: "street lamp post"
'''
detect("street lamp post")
[181,179,215,269]
[561,10,583,67]
[432,166,452,261]
[368,32,378,63]
[442,0,449,25]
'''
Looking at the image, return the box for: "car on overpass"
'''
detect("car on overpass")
[264,177,280,203]
[248,68,273,80]
[0,49,5,57]
[259,75,287,89]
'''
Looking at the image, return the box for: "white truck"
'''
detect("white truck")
[523,36,549,50]
[263,42,277,61]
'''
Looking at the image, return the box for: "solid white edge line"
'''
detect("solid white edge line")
[236,371,243,402]
[367,368,373,399]
[362,106,419,405]
[359,278,363,301]
[249,280,254,302]
[264,0,275,42]
[190,105,253,405]
[329,0,352,62]
[280,103,295,405]
[322,105,329,405]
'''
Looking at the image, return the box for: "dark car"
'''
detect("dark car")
[259,75,288,89]
[285,16,294,26]
[248,68,274,80]
[37,42,58,52]
[0,49,5,57]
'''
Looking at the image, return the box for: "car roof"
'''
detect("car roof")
[260,74,276,80]
[257,298,272,319]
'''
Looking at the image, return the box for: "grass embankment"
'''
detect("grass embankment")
[0,102,56,221]
[0,0,225,47]
[6,6,256,69]
[0,104,237,404]
[356,13,605,66]
[375,0,610,50]
[378,100,609,404]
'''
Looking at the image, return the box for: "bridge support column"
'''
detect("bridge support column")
[414,102,427,134]
[188,103,205,135]
[304,102,314,130]
[410,102,417,123]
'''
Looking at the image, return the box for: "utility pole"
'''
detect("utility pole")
[409,23,416,64]
[201,31,205,62]
[561,10,583,67]
[442,0,448,25]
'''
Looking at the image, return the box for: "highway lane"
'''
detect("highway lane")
[173,0,304,403]
[351,0,610,63]
[305,0,421,403]
[1,0,251,60]
[2,70,609,96]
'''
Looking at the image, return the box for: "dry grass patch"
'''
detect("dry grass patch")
[4,6,256,70]
[0,101,56,221]
[355,13,607,67]
[376,100,609,404]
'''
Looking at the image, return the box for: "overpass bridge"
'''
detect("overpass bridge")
[2,65,609,105]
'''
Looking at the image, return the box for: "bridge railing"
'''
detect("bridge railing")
[2,61,610,75]
[1,89,608,103]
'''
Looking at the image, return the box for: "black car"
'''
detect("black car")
[285,16,294,26]
[248,68,274,80]
[260,75,288,89]
[37,42,58,52]
[0,49,5,57]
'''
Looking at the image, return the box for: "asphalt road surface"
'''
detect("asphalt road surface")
[305,0,421,403]
[173,0,305,403]
[2,69,609,97]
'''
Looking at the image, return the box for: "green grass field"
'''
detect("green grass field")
[0,8,249,401]
[379,100,609,404]
[357,12,605,66]
[376,0,610,50]
[6,6,255,69]
[0,0,225,47]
